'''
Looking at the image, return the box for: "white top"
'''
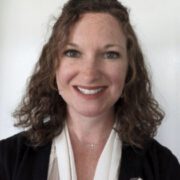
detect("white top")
[47,124,122,180]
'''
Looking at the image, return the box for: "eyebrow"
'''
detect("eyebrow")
[104,44,126,50]
[66,42,126,50]
[66,43,79,48]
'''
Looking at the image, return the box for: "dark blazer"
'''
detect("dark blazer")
[0,132,180,180]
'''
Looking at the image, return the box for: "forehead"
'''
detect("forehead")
[67,12,126,46]
[78,12,120,27]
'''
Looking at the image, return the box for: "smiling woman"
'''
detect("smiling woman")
[56,13,128,118]
[0,0,180,180]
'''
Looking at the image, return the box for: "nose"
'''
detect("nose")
[80,56,101,83]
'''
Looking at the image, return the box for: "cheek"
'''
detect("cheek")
[110,66,128,91]
[55,64,76,89]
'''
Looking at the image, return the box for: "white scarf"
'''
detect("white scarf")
[48,124,122,180]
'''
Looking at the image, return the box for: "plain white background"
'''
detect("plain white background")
[0,0,180,160]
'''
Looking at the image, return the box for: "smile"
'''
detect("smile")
[74,86,107,96]
[77,87,104,95]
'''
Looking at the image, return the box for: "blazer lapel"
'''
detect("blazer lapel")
[15,142,52,180]
[118,145,144,180]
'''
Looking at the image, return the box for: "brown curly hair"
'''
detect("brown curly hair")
[14,0,164,147]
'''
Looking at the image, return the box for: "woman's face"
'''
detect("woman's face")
[56,13,128,118]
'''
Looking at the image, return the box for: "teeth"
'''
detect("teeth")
[77,87,104,95]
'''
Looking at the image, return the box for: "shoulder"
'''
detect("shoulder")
[0,131,52,157]
[121,139,180,179]
[146,139,179,163]
[145,139,180,179]
[0,132,28,160]
[0,132,52,179]
[0,132,27,150]
[0,132,29,163]
[0,132,27,179]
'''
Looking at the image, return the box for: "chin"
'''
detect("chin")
[80,111,102,118]
[76,107,109,118]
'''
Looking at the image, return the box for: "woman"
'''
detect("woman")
[0,0,180,179]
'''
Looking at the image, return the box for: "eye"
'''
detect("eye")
[104,51,120,59]
[64,49,80,58]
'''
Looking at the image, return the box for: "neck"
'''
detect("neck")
[66,110,115,144]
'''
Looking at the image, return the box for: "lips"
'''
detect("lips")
[73,85,107,95]
[77,86,104,95]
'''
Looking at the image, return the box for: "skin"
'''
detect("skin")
[56,13,128,179]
